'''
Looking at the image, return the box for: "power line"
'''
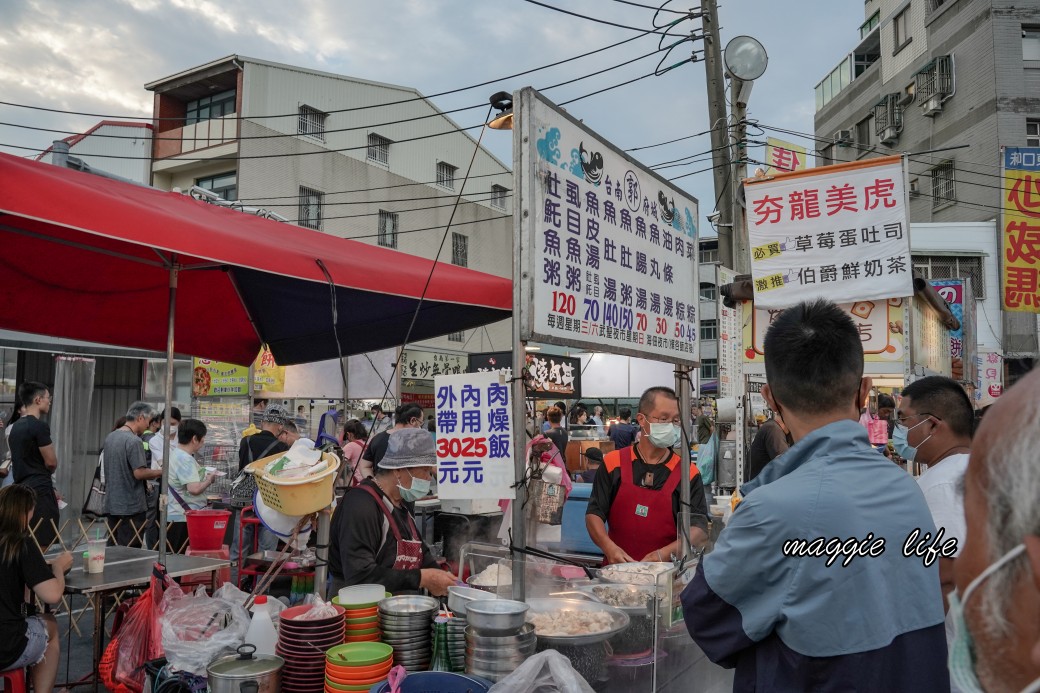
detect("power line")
[560,64,682,106]
[521,0,692,34]
[0,20,668,124]
[609,0,690,13]
[626,124,722,152]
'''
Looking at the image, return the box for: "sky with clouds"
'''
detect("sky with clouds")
[0,0,864,227]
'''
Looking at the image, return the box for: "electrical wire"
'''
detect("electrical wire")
[609,0,690,13]
[521,0,692,35]
[560,64,685,106]
[0,15,674,124]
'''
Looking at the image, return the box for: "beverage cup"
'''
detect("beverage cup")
[87,539,106,574]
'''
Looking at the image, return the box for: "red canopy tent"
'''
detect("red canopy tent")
[0,152,511,366]
[0,152,512,558]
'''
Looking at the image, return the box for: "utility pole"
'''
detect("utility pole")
[701,0,734,268]
[730,78,750,275]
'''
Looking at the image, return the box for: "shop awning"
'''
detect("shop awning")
[0,153,512,365]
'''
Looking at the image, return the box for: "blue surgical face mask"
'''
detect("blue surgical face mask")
[892,418,931,461]
[644,421,680,449]
[948,544,1040,693]
[397,470,431,502]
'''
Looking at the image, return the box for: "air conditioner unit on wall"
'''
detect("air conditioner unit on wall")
[922,93,943,117]
[834,129,854,147]
[880,126,900,145]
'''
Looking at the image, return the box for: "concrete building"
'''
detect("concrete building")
[813,0,1040,383]
[144,55,513,361]
[35,120,153,184]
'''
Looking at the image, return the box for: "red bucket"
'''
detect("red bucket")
[185,509,231,551]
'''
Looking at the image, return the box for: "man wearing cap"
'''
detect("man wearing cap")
[576,448,604,483]
[233,404,290,560]
[329,428,456,597]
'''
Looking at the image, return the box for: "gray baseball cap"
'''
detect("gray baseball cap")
[262,404,289,425]
[378,428,437,469]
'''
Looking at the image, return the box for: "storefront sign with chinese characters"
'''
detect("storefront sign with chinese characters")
[467,351,583,399]
[253,347,285,394]
[745,156,913,308]
[765,137,808,173]
[744,298,906,365]
[717,267,742,398]
[192,358,249,397]
[400,350,466,380]
[1001,147,1040,313]
[517,88,699,365]
[974,350,1004,404]
[434,372,515,500]
[931,279,977,383]
[913,296,953,377]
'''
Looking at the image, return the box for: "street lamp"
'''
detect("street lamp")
[488,91,514,130]
[723,36,768,274]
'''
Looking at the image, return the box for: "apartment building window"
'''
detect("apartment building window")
[437,162,457,190]
[818,144,834,166]
[195,171,237,201]
[451,232,468,267]
[185,89,236,126]
[1028,120,1040,147]
[298,105,327,142]
[367,133,391,165]
[930,160,956,208]
[298,187,323,230]
[700,359,718,381]
[1024,27,1040,61]
[699,246,719,264]
[448,331,465,343]
[700,319,718,341]
[856,115,874,150]
[912,255,985,299]
[699,283,717,301]
[378,210,399,248]
[929,0,945,10]
[893,8,911,52]
[860,10,880,39]
[490,184,507,210]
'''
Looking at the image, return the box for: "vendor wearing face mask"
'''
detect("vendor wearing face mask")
[329,428,456,597]
[585,386,709,565]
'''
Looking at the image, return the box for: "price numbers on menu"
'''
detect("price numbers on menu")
[551,290,694,343]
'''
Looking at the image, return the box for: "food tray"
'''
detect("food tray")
[524,597,630,646]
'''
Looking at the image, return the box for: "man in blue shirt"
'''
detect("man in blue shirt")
[607,407,638,449]
[682,299,949,692]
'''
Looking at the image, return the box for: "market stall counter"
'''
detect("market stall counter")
[60,546,228,692]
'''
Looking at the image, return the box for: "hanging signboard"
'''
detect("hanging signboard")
[399,349,466,380]
[745,156,913,309]
[931,278,977,383]
[974,349,1003,405]
[1000,147,1040,312]
[717,267,742,399]
[743,298,907,365]
[434,371,515,500]
[516,88,700,365]
[913,296,953,377]
[253,347,286,394]
[467,351,583,399]
[192,358,249,397]
[765,137,808,173]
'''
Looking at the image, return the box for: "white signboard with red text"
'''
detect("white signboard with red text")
[745,156,913,309]
[433,371,515,500]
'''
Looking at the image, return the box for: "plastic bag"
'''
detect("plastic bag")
[488,650,595,693]
[697,430,719,486]
[161,583,250,675]
[101,564,170,692]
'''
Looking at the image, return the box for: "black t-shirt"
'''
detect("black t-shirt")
[329,480,437,593]
[9,415,53,491]
[608,422,638,449]
[545,427,568,455]
[585,444,709,534]
[746,419,792,481]
[0,540,54,671]
[361,431,391,466]
[237,430,289,472]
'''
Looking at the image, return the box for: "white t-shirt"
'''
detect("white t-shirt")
[149,431,176,469]
[917,452,969,553]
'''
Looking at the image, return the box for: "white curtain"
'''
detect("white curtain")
[50,356,95,537]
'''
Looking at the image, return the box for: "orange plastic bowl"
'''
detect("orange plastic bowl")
[325,669,389,686]
[343,606,378,618]
[325,659,392,679]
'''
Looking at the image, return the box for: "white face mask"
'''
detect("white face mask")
[643,420,680,449]
[948,543,1040,693]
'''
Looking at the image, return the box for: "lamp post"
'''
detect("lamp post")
[723,36,768,275]
[488,91,529,600]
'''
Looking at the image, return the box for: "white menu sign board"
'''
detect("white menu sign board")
[433,371,515,500]
[516,87,700,365]
[745,156,913,309]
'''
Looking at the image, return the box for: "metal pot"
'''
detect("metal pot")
[465,599,529,634]
[207,645,283,693]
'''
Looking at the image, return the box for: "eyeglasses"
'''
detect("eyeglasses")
[894,412,936,426]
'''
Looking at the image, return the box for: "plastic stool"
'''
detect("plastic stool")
[0,668,26,693]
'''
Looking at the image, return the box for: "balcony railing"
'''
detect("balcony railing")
[154,113,238,159]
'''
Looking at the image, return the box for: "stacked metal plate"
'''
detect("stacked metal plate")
[432,614,467,672]
[378,595,439,672]
[464,623,537,683]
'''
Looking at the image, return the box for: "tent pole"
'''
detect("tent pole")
[158,263,178,563]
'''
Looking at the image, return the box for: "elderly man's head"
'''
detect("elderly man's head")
[953,368,1040,692]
